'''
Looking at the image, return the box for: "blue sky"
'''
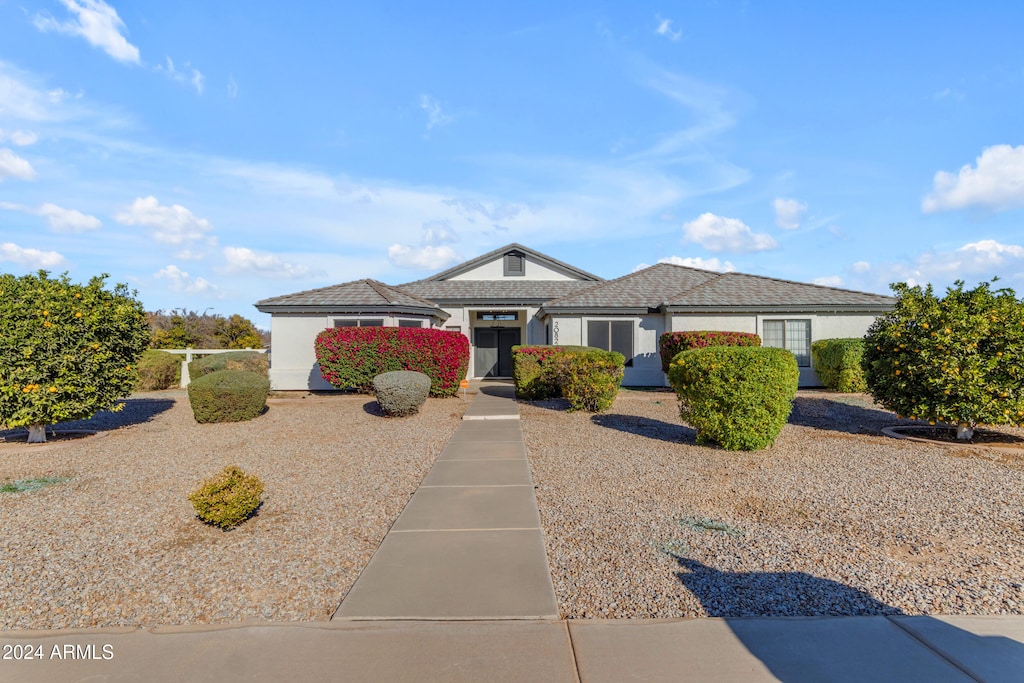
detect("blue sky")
[1,1,1023,326]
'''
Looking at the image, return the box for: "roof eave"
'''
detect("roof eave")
[254,303,450,322]
[663,304,894,314]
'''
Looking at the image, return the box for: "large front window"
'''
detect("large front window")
[763,319,811,367]
[587,320,634,366]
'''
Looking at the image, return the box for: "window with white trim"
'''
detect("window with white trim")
[587,319,634,366]
[334,319,384,328]
[398,319,423,328]
[763,319,811,367]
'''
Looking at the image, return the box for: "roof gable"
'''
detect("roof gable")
[418,243,603,282]
[540,263,718,311]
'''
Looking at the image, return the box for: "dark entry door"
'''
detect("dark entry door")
[474,328,521,377]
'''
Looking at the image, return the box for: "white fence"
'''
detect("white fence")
[155,348,269,388]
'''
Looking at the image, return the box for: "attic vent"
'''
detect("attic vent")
[504,252,525,277]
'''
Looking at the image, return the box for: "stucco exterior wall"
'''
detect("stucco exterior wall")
[670,315,757,334]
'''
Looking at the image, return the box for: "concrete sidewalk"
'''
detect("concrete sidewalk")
[333,380,559,620]
[2,616,1023,682]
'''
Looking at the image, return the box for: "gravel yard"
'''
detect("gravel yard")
[0,391,465,630]
[4,386,1023,629]
[522,389,1024,619]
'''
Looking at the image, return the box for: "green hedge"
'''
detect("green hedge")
[135,349,182,391]
[189,351,268,381]
[668,346,799,451]
[187,369,269,423]
[512,345,590,400]
[512,345,624,412]
[658,331,761,373]
[811,338,866,392]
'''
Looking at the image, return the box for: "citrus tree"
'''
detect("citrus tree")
[0,271,150,442]
[862,280,1024,439]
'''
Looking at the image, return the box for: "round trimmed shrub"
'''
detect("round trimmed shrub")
[187,369,269,423]
[669,346,799,450]
[811,338,866,392]
[188,465,264,529]
[188,351,268,381]
[373,370,431,417]
[135,349,182,391]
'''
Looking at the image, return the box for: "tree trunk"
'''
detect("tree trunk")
[27,424,47,443]
[957,423,974,440]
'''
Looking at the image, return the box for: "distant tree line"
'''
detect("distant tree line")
[147,309,268,349]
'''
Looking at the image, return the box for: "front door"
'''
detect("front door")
[474,328,521,378]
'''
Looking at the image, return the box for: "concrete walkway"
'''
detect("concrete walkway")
[333,381,559,620]
[3,383,1023,681]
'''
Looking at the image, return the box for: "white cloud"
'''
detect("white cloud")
[923,144,1024,213]
[227,77,239,99]
[868,240,1024,291]
[682,212,777,253]
[174,249,206,260]
[655,17,682,42]
[114,196,213,245]
[0,201,101,232]
[0,242,66,269]
[221,246,310,278]
[34,0,140,65]
[813,275,844,287]
[155,57,204,94]
[636,255,736,272]
[773,197,807,230]
[419,94,453,131]
[852,261,871,273]
[154,265,215,293]
[422,220,459,245]
[387,244,460,270]
[0,148,37,181]
[0,129,38,146]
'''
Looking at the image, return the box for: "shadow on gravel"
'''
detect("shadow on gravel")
[788,395,902,436]
[362,400,386,417]
[672,557,1024,682]
[591,413,697,444]
[672,556,901,617]
[0,398,176,439]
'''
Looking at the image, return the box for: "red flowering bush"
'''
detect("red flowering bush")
[315,327,469,397]
[658,331,761,372]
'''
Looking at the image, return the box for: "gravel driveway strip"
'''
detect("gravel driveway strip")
[522,389,1024,620]
[1,390,466,630]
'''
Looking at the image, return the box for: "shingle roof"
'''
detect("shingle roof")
[667,272,895,308]
[255,279,441,312]
[540,263,894,312]
[399,279,597,304]
[540,263,718,310]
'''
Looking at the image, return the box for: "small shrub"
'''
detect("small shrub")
[548,349,625,412]
[315,327,470,397]
[512,345,590,400]
[669,346,799,450]
[135,349,182,391]
[811,338,866,392]
[189,351,268,381]
[187,370,269,423]
[373,370,431,417]
[188,465,264,529]
[658,331,761,373]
